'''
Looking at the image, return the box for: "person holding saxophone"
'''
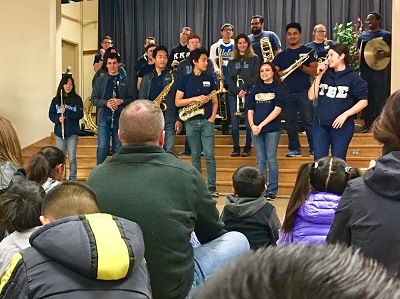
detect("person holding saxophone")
[49,75,83,181]
[227,34,260,157]
[139,45,182,152]
[91,52,135,165]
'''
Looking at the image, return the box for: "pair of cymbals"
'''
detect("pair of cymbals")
[364,37,390,70]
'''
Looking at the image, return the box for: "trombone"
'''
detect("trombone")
[217,47,228,121]
[234,76,245,116]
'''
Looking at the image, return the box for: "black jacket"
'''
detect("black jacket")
[327,151,400,276]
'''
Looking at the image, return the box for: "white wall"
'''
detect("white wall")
[0,0,61,148]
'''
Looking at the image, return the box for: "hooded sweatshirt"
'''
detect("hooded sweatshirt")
[316,66,368,126]
[0,213,152,299]
[220,194,280,250]
[327,151,400,277]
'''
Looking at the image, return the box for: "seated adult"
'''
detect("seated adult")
[0,180,44,278]
[193,244,400,299]
[87,100,250,299]
[327,89,400,277]
[0,182,151,298]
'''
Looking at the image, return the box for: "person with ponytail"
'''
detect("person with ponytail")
[327,90,400,277]
[305,24,335,59]
[279,156,361,245]
[308,44,368,160]
[49,76,83,181]
[25,146,65,192]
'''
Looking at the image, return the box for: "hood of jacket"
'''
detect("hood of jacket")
[324,65,356,80]
[0,161,25,192]
[297,191,341,224]
[224,194,267,218]
[29,213,144,281]
[363,151,400,199]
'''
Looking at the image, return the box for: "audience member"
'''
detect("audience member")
[25,146,65,193]
[220,166,280,250]
[279,156,361,245]
[0,182,152,298]
[0,180,44,278]
[192,244,400,299]
[327,90,400,277]
[87,100,249,299]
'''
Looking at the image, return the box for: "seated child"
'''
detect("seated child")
[220,165,280,250]
[279,156,361,245]
[0,180,45,277]
[0,182,152,298]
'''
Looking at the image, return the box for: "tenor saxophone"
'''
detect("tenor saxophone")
[179,86,225,121]
[154,72,174,111]
[280,50,313,81]
[260,37,274,63]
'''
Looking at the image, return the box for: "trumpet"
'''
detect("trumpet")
[217,47,228,121]
[60,89,65,139]
[280,50,312,81]
[234,76,244,116]
[260,37,275,63]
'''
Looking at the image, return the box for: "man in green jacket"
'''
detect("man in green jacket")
[87,100,249,299]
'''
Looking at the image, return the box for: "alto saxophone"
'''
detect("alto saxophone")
[154,72,174,111]
[179,86,225,121]
[260,37,274,63]
[280,50,313,81]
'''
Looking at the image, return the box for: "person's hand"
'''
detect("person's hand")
[99,48,105,58]
[196,95,209,104]
[332,113,348,129]
[238,90,246,98]
[59,107,65,114]
[59,116,65,123]
[175,121,182,134]
[251,125,261,136]
[171,60,179,67]
[374,49,386,60]
[107,100,116,111]
[317,62,328,75]
[208,116,216,123]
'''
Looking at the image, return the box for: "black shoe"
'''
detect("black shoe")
[241,146,251,157]
[222,130,232,135]
[209,188,220,198]
[231,147,240,157]
[265,193,276,202]
[178,151,191,156]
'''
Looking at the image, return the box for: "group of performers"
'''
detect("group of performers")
[49,11,391,198]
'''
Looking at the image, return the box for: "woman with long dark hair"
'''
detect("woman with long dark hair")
[247,62,287,201]
[308,44,368,160]
[49,76,83,181]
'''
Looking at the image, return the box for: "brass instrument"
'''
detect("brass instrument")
[217,47,228,121]
[260,37,274,62]
[280,50,313,81]
[363,37,390,70]
[60,89,65,139]
[235,76,245,116]
[83,96,98,134]
[179,86,225,121]
[318,55,328,64]
[154,72,174,111]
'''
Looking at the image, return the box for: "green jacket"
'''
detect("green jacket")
[87,146,225,299]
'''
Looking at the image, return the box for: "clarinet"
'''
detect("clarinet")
[60,90,65,139]
[111,78,119,129]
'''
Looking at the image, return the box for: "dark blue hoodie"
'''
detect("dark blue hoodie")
[316,66,368,126]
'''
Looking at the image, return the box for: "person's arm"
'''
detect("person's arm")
[208,95,218,122]
[0,253,29,298]
[251,107,282,136]
[139,75,150,99]
[245,56,261,90]
[64,96,84,120]
[175,90,207,108]
[209,44,219,72]
[136,77,143,91]
[332,99,367,129]
[48,98,61,124]
[119,78,136,106]
[301,61,318,77]
[268,208,281,245]
[93,51,104,72]
[91,77,108,108]
[226,61,241,95]
[271,32,282,55]
[308,62,328,100]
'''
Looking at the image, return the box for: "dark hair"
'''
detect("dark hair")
[286,22,302,33]
[330,44,351,65]
[145,43,157,52]
[0,180,45,232]
[105,52,121,64]
[372,90,400,154]
[42,182,100,219]
[101,47,121,70]
[189,47,209,66]
[281,157,361,232]
[153,45,169,58]
[232,33,255,60]
[251,15,264,24]
[259,61,282,84]
[181,26,192,33]
[26,146,65,185]
[192,244,400,299]
[102,35,113,43]
[232,166,265,198]
[369,11,382,20]
[56,76,77,105]
[220,23,234,32]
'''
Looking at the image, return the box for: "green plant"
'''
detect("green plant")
[333,21,360,70]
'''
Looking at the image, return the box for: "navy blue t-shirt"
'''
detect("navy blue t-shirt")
[247,81,287,134]
[138,63,155,78]
[103,75,119,116]
[176,72,217,120]
[149,71,165,101]
[305,41,335,58]
[273,45,317,93]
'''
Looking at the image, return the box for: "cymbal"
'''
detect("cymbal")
[364,37,390,70]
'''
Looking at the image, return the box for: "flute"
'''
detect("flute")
[61,89,65,139]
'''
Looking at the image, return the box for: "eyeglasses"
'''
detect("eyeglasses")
[223,28,233,32]
[103,41,113,44]
[316,30,326,33]
[251,22,261,26]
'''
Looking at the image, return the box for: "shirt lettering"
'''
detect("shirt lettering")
[319,84,349,98]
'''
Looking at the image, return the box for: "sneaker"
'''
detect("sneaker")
[177,151,191,156]
[286,150,301,157]
[241,146,251,157]
[309,151,314,158]
[231,147,240,157]
[212,191,220,198]
[265,193,276,202]
[209,188,220,198]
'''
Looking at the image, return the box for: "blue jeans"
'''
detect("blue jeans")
[252,131,281,195]
[284,90,313,152]
[186,118,216,189]
[228,95,252,148]
[55,134,78,181]
[164,121,176,152]
[188,231,250,297]
[97,115,121,164]
[313,119,355,160]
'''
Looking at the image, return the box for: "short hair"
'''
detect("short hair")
[153,45,168,58]
[105,52,121,64]
[251,15,264,24]
[286,22,302,33]
[193,244,400,299]
[369,11,382,20]
[187,33,201,43]
[181,26,192,33]
[42,182,100,219]
[189,47,209,67]
[102,35,113,43]
[119,100,164,146]
[145,43,157,52]
[232,166,265,198]
[145,36,156,43]
[0,180,45,232]
[330,44,351,65]
[220,23,234,32]
[0,116,22,166]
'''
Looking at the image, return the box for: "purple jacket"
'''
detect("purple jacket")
[279,192,341,245]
